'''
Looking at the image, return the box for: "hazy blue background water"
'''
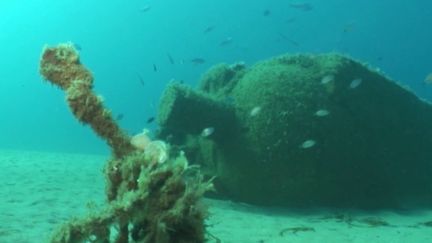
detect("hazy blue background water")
[0,0,431,155]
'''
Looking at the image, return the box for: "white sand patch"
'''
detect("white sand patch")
[1,149,432,243]
[205,200,432,243]
[0,149,106,242]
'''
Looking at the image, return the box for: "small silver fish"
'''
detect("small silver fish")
[424,73,432,85]
[349,78,362,89]
[250,106,262,117]
[300,139,316,149]
[201,127,215,137]
[315,109,330,117]
[321,75,334,84]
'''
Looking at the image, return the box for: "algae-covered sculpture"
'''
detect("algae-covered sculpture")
[157,54,432,208]
[40,43,212,243]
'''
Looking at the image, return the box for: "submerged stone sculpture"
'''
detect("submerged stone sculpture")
[40,43,212,242]
[157,54,432,208]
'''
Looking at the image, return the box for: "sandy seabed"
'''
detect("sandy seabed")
[0,149,431,243]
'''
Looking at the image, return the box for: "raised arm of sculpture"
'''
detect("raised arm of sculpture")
[39,43,135,159]
[39,43,211,243]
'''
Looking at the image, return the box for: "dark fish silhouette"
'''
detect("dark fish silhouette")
[153,64,158,72]
[219,37,233,46]
[139,5,151,13]
[342,22,356,33]
[263,9,271,16]
[204,26,215,33]
[286,17,297,24]
[72,43,82,51]
[289,3,313,11]
[278,33,300,46]
[191,58,206,65]
[136,72,145,86]
[116,114,124,121]
[167,53,175,64]
[146,117,155,124]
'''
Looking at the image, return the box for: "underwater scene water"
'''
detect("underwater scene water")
[1,0,432,242]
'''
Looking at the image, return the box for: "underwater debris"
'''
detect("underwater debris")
[206,232,222,243]
[357,217,392,227]
[279,226,315,236]
[316,214,393,228]
[321,213,354,224]
[349,78,363,89]
[415,220,432,227]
